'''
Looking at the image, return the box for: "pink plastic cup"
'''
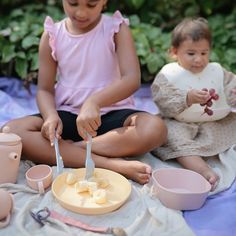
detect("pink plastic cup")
[0,189,14,228]
[25,164,53,194]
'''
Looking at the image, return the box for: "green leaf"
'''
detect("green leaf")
[224,48,236,65]
[131,0,145,9]
[11,9,24,18]
[136,46,148,57]
[146,27,162,41]
[184,6,200,17]
[9,31,22,43]
[129,15,141,26]
[10,24,28,42]
[146,53,165,74]
[30,24,44,36]
[22,35,40,49]
[2,45,15,63]
[15,58,28,79]
[0,28,11,37]
[16,51,26,59]
[30,52,39,71]
[210,51,220,62]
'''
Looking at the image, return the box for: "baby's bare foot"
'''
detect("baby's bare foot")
[201,169,219,191]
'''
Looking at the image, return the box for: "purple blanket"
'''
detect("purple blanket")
[0,77,38,127]
[184,180,236,236]
[1,77,236,235]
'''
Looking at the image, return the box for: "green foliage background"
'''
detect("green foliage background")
[0,0,235,84]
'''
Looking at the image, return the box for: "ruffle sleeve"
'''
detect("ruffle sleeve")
[151,73,189,118]
[112,10,129,32]
[44,16,57,61]
[108,11,129,51]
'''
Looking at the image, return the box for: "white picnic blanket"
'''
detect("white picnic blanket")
[1,145,236,236]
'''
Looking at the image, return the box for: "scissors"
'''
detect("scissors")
[30,207,50,227]
[30,207,127,236]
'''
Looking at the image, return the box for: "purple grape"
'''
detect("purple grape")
[212,94,219,100]
[209,88,216,96]
[206,100,213,107]
[204,107,213,116]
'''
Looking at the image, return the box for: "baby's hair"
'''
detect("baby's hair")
[171,17,212,48]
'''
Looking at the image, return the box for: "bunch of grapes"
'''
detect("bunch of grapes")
[200,88,219,116]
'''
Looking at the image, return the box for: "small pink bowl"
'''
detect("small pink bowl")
[152,168,211,210]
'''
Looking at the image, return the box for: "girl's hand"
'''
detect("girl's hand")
[76,99,101,140]
[187,89,211,106]
[41,114,63,146]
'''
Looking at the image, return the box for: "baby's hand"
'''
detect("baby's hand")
[230,88,236,105]
[76,99,101,140]
[187,89,211,106]
[41,114,63,145]
[231,88,236,96]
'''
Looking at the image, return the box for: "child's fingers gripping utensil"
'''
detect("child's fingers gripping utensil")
[54,137,64,174]
[85,133,95,180]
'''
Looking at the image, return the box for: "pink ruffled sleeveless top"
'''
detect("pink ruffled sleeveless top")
[44,11,135,115]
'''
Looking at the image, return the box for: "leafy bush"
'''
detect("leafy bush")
[208,12,236,72]
[0,3,63,84]
[118,0,236,82]
[129,15,170,82]
[0,1,235,84]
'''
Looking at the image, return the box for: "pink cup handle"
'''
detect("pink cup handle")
[0,214,10,228]
[10,194,14,212]
[37,181,45,194]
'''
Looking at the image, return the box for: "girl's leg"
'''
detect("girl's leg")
[78,112,167,157]
[76,112,167,183]
[177,155,219,190]
[3,113,166,184]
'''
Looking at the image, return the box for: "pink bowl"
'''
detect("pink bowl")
[152,168,211,210]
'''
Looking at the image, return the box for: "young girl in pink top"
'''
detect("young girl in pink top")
[4,0,167,184]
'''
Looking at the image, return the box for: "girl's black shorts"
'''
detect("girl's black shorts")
[33,109,142,141]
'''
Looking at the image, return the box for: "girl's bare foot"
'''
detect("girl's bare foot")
[73,140,152,184]
[114,159,152,185]
[94,157,152,185]
[73,141,152,184]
